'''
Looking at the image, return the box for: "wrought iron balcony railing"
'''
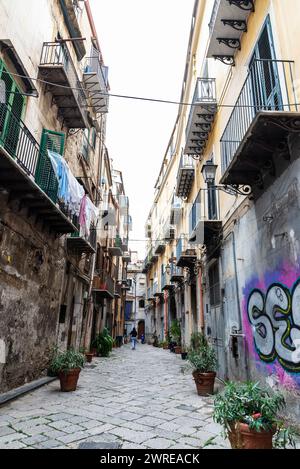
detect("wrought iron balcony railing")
[221,59,298,178]
[184,78,217,156]
[0,102,78,233]
[39,42,88,128]
[68,225,97,254]
[175,154,195,199]
[92,271,115,299]
[83,56,109,114]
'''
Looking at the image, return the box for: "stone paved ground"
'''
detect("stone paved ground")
[0,344,230,449]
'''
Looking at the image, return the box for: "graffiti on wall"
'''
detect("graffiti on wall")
[247,281,300,372]
[242,265,300,388]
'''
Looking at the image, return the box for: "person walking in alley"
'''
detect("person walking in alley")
[130,327,138,350]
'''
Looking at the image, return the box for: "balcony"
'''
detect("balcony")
[67,225,97,254]
[176,237,197,269]
[207,0,255,66]
[184,78,217,156]
[170,194,182,225]
[0,103,78,234]
[38,42,88,128]
[188,189,222,250]
[161,271,174,292]
[108,236,123,256]
[92,272,114,299]
[121,279,132,291]
[220,59,299,197]
[175,155,195,199]
[154,239,166,255]
[170,266,184,283]
[163,221,175,241]
[114,282,122,298]
[122,251,131,263]
[83,57,109,114]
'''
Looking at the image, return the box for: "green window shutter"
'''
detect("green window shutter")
[35,129,65,202]
[0,60,26,156]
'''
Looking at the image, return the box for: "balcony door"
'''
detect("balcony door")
[0,60,25,157]
[250,17,283,112]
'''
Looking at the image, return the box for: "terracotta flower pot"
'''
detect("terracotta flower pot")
[192,371,216,396]
[227,422,243,449]
[238,422,276,450]
[58,368,81,392]
[85,353,93,363]
[174,346,182,354]
[91,348,97,357]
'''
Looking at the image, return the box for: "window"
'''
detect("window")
[189,191,201,234]
[139,299,145,309]
[209,262,220,306]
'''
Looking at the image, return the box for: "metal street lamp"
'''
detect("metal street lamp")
[201,161,252,196]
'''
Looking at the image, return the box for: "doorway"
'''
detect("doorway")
[249,17,282,112]
[138,320,145,339]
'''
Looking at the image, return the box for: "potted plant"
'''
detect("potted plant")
[188,336,217,396]
[170,320,181,354]
[50,348,85,392]
[80,346,93,363]
[213,381,291,449]
[181,342,188,360]
[92,328,114,357]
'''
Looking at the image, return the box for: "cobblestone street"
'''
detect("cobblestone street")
[0,345,229,449]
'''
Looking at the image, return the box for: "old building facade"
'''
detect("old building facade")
[144,0,300,421]
[0,0,131,393]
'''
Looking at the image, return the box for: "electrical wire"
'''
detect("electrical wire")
[1,70,299,110]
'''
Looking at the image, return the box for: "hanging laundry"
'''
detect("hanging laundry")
[48,150,84,217]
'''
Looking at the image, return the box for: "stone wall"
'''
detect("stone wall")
[0,193,65,392]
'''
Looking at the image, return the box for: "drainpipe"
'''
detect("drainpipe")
[198,263,205,333]
[224,229,250,379]
[164,290,168,340]
[83,249,96,349]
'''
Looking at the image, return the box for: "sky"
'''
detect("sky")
[90,0,195,259]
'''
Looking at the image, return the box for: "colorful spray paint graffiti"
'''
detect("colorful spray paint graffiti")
[243,265,300,388]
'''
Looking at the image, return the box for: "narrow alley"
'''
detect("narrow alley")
[0,345,228,450]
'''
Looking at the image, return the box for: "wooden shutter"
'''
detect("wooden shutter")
[0,60,26,155]
[35,129,65,202]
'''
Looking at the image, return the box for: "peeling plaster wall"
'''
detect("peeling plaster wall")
[0,194,65,392]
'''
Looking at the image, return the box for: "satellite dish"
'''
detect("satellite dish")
[0,79,6,104]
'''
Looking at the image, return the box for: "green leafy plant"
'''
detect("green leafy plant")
[273,423,299,449]
[170,319,181,344]
[187,343,217,373]
[50,348,85,374]
[92,328,114,357]
[190,332,208,350]
[213,381,286,434]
